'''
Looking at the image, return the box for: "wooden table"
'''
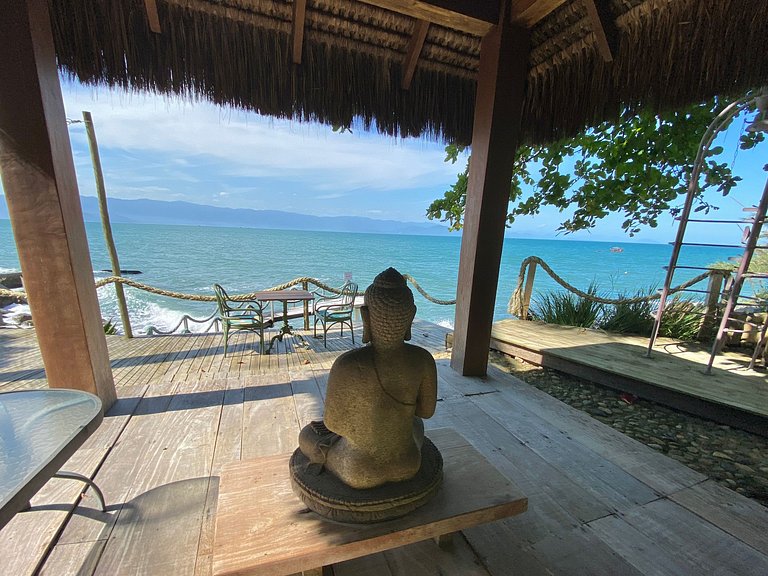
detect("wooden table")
[252,289,314,354]
[0,389,105,530]
[213,428,527,576]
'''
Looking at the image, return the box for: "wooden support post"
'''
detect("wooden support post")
[303,280,310,330]
[0,0,116,409]
[401,19,430,90]
[144,0,162,34]
[698,270,726,341]
[521,261,537,320]
[450,10,530,376]
[83,111,133,338]
[292,0,307,65]
[583,0,617,62]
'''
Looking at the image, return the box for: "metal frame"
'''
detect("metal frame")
[646,93,765,367]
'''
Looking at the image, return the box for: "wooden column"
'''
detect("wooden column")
[450,15,530,376]
[0,0,116,409]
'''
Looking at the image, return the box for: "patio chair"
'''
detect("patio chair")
[313,281,358,347]
[213,284,273,356]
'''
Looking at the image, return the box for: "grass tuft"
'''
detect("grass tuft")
[530,282,603,328]
[599,287,656,336]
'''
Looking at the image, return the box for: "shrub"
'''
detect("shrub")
[103,318,118,335]
[529,282,603,328]
[529,284,708,342]
[658,296,704,341]
[599,288,656,336]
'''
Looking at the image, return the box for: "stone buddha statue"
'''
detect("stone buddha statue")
[290,267,442,523]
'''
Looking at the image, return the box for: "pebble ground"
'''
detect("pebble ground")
[489,351,768,508]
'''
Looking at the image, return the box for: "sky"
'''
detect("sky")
[1,78,766,244]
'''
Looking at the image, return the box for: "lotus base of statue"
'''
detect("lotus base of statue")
[289,437,443,524]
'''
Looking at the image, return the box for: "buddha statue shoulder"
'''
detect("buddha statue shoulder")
[297,267,438,490]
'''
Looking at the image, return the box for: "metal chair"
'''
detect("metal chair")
[213,284,273,356]
[313,281,358,347]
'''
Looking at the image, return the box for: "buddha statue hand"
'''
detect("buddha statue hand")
[298,420,341,474]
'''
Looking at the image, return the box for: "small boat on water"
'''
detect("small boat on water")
[609,246,624,253]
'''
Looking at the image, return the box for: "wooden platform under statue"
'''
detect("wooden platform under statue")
[212,428,528,576]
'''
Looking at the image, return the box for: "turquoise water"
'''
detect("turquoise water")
[0,219,741,333]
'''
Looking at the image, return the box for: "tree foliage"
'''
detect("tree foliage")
[427,97,764,236]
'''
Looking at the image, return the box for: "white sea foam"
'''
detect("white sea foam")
[1,303,32,328]
[97,287,216,334]
[0,267,21,274]
[436,319,454,330]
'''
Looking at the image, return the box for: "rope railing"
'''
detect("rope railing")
[3,263,727,331]
[7,274,449,336]
[508,255,729,318]
[92,275,348,302]
[402,274,456,305]
[3,274,455,335]
[4,274,451,304]
[143,312,220,336]
[96,275,454,335]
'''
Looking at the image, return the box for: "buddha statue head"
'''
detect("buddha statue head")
[361,267,416,347]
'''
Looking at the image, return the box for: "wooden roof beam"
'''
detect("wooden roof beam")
[357,0,497,36]
[510,0,568,28]
[144,0,162,33]
[401,19,429,90]
[292,0,307,65]
[583,0,617,62]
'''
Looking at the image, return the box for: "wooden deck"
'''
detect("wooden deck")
[2,322,768,575]
[491,319,768,436]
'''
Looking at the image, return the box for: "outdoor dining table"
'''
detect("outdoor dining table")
[252,289,315,353]
[0,389,105,531]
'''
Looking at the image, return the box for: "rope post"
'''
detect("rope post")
[521,260,537,320]
[83,111,133,338]
[698,270,727,341]
[302,280,310,330]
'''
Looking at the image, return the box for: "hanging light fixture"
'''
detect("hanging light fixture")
[746,90,768,133]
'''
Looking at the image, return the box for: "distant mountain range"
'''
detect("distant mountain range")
[0,195,452,236]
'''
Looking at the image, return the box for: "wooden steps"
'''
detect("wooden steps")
[490,319,768,435]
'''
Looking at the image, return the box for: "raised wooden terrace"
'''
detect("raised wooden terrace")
[2,321,768,575]
[491,319,768,436]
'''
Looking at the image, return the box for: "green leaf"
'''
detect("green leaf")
[428,91,761,236]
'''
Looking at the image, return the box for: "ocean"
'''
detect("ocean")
[0,219,742,334]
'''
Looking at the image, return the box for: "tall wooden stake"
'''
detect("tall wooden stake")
[82,111,133,338]
[0,0,116,408]
[451,10,530,376]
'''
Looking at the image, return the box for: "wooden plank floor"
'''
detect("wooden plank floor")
[491,319,768,435]
[2,322,768,575]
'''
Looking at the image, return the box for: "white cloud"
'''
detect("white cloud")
[61,84,458,196]
[315,192,347,200]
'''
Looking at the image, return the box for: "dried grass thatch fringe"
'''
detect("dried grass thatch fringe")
[51,0,475,142]
[524,0,768,143]
[51,0,768,146]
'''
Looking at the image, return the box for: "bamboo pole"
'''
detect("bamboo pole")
[83,111,133,338]
[698,270,726,340]
[521,261,537,320]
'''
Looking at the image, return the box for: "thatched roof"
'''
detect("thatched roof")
[51,0,768,145]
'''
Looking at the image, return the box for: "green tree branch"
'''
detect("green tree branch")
[427,96,764,236]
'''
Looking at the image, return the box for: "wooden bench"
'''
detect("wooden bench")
[213,428,527,576]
